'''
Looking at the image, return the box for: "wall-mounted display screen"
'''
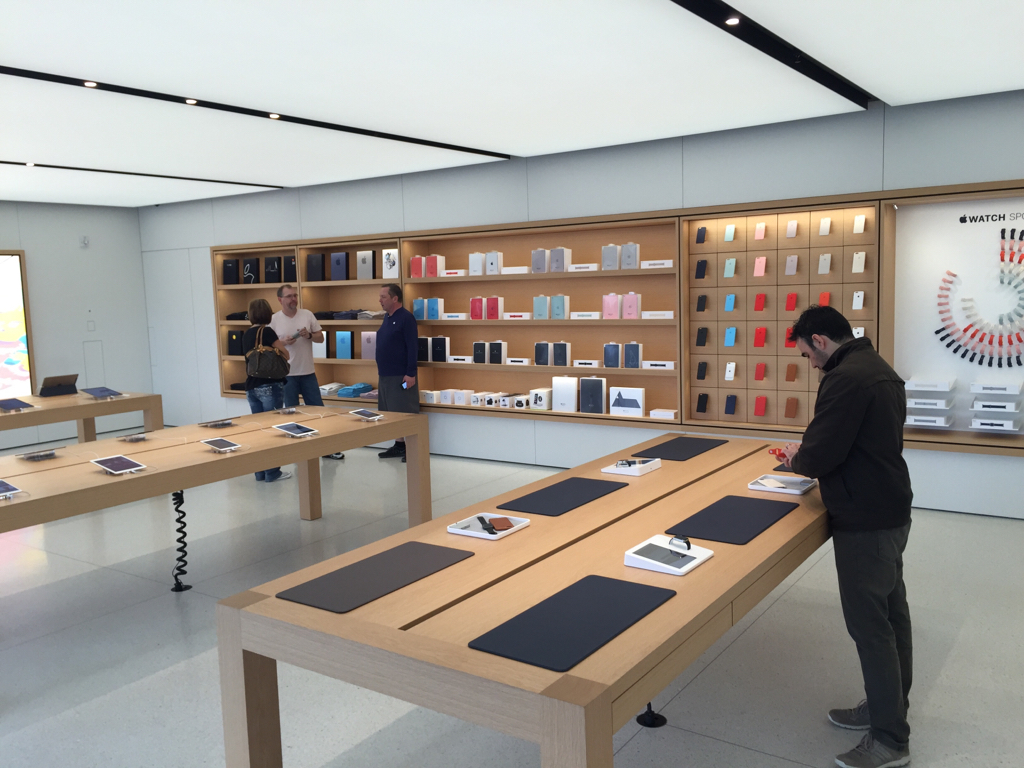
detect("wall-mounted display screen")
[0,254,31,398]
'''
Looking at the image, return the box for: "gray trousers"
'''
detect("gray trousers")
[833,521,913,749]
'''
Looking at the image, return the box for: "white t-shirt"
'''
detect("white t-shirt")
[270,309,322,377]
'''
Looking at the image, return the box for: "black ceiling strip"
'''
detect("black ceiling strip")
[0,160,282,188]
[0,65,512,160]
[668,0,875,109]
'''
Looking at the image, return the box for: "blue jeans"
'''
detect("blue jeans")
[284,373,324,407]
[247,383,284,481]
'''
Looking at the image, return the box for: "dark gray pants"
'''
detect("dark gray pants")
[833,522,913,750]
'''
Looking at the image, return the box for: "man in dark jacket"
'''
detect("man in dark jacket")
[780,306,913,768]
[374,283,419,462]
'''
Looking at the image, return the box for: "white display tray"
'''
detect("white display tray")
[971,418,1019,432]
[905,379,956,392]
[970,382,1022,395]
[601,458,661,476]
[906,415,952,427]
[971,400,1020,412]
[906,398,952,410]
[748,474,819,495]
[624,534,713,576]
[447,513,529,540]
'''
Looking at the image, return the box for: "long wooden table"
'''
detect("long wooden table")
[0,391,164,442]
[0,406,431,539]
[216,437,828,767]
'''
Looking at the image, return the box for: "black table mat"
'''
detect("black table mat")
[665,495,799,545]
[496,477,628,517]
[469,575,675,672]
[276,541,473,613]
[632,436,727,462]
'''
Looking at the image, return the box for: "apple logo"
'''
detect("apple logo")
[959,215,968,223]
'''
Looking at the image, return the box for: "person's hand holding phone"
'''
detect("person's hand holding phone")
[402,375,416,390]
[298,327,311,339]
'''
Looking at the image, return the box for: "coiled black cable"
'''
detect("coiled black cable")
[170,490,191,592]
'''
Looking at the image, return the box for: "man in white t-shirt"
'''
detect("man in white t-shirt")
[270,285,344,459]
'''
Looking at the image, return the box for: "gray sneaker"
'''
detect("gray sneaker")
[835,733,910,768]
[829,700,870,730]
[265,471,292,482]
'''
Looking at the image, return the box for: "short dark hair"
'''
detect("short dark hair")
[276,284,296,298]
[382,283,402,302]
[248,298,272,325]
[788,305,854,347]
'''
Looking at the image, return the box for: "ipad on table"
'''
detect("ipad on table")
[273,422,318,438]
[201,438,240,453]
[0,398,34,412]
[81,387,124,399]
[349,408,383,421]
[0,479,22,499]
[91,455,146,474]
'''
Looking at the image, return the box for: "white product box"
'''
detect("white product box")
[507,357,531,365]
[970,400,1020,412]
[360,331,376,360]
[448,355,473,363]
[469,252,485,275]
[442,312,468,320]
[971,418,1018,431]
[512,394,530,410]
[641,361,675,370]
[470,392,492,406]
[420,390,441,404]
[569,263,599,272]
[640,260,674,269]
[382,248,400,279]
[442,269,467,277]
[529,387,552,410]
[453,389,474,405]
[439,389,455,405]
[649,408,678,420]
[484,392,508,407]
[569,311,602,320]
[906,398,951,409]
[312,339,327,359]
[641,310,675,320]
[573,360,601,367]
[499,395,513,408]
[609,386,645,417]
[501,266,529,275]
[905,379,956,392]
[551,376,578,412]
[602,458,661,477]
[503,312,532,320]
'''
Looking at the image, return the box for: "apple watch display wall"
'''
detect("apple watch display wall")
[684,205,877,427]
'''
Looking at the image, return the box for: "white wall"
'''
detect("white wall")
[14,89,1015,510]
[0,201,152,449]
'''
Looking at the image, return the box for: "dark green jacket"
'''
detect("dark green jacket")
[792,338,912,531]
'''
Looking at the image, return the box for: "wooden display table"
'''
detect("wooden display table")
[0,391,164,442]
[216,438,828,768]
[0,407,431,551]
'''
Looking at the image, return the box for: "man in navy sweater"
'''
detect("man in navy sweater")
[375,283,419,461]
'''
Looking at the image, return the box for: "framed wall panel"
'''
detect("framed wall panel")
[0,251,34,398]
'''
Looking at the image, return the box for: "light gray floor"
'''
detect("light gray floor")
[1,444,1022,768]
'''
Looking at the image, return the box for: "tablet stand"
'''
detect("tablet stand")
[170,490,191,592]
[636,702,667,728]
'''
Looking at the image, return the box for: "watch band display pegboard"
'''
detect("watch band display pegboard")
[683,205,879,430]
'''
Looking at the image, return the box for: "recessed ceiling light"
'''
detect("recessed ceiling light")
[25,162,34,167]
[84,81,98,87]
[725,17,740,25]
[185,98,197,105]
[269,113,280,119]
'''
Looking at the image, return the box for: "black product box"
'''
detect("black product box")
[473,342,487,364]
[242,258,260,284]
[222,258,240,285]
[417,337,430,362]
[264,257,281,284]
[283,255,297,283]
[227,330,243,357]
[307,253,325,282]
[330,252,349,281]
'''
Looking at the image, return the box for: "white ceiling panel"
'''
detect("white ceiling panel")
[0,75,497,188]
[731,0,1024,106]
[1,0,860,160]
[0,163,271,207]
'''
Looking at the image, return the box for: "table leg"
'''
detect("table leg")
[77,417,97,442]
[540,677,613,768]
[404,425,432,527]
[143,399,164,432]
[217,593,283,768]
[297,457,322,521]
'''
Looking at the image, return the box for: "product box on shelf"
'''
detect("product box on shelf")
[442,269,466,277]
[573,360,601,368]
[470,392,491,406]
[426,254,445,278]
[469,297,484,321]
[421,390,441,404]
[610,386,645,417]
[550,247,572,272]
[512,394,530,409]
[484,392,508,407]
[621,242,640,269]
[448,355,473,363]
[361,331,377,360]
[503,312,532,320]
[569,264,598,272]
[427,297,444,320]
[453,389,475,406]
[551,295,570,320]
[382,248,399,279]
[442,312,468,320]
[530,387,552,410]
[650,408,677,420]
[580,377,608,414]
[603,343,622,368]
[417,337,429,362]
[640,311,674,320]
[602,293,622,320]
[412,298,426,320]
[641,360,674,370]
[601,244,620,271]
[551,376,578,412]
[265,256,282,283]
[622,292,641,319]
[485,251,503,275]
[531,249,550,273]
[507,357,531,365]
[329,252,348,281]
[485,296,504,320]
[641,260,673,269]
[553,341,571,367]
[242,257,260,284]
[469,252,485,276]
[535,342,553,366]
[623,342,643,369]
[533,295,550,319]
[570,312,601,320]
[410,255,425,278]
[335,331,352,360]
[439,389,455,405]
[357,250,376,280]
[501,266,529,275]
[431,336,450,362]
[488,341,508,364]
[472,341,487,364]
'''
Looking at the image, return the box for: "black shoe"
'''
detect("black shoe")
[323,452,345,460]
[378,444,405,459]
[402,455,406,463]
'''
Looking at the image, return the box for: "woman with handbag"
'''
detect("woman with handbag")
[242,298,291,482]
